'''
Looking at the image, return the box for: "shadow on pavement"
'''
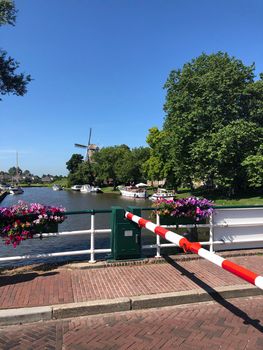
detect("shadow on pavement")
[0,271,58,287]
[164,255,263,334]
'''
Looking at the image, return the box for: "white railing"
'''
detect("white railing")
[0,207,262,264]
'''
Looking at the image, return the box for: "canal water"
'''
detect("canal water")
[0,187,156,267]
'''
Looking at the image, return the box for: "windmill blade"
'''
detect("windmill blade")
[88,128,92,146]
[74,143,88,149]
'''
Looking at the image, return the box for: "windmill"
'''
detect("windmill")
[74,128,99,162]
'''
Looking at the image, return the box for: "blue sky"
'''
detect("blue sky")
[0,0,262,176]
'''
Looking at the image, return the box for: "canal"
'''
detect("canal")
[0,187,155,267]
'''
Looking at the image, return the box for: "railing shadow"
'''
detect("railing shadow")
[0,271,58,287]
[163,255,263,333]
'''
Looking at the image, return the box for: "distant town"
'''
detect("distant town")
[0,168,65,185]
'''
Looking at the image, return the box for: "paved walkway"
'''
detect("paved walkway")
[0,295,263,349]
[0,253,262,310]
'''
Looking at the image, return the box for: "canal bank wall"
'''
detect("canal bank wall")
[0,191,8,203]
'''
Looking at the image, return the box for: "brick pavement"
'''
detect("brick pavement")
[0,295,262,349]
[0,254,262,310]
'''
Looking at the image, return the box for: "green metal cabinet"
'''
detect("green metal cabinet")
[110,206,141,260]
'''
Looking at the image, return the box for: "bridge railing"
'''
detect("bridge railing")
[0,206,263,264]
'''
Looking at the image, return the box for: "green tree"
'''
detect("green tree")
[149,52,263,191]
[66,154,83,174]
[93,145,131,189]
[0,0,16,25]
[242,145,263,189]
[130,147,150,183]
[8,166,22,176]
[67,161,94,186]
[144,127,179,188]
[191,120,263,193]
[0,0,31,100]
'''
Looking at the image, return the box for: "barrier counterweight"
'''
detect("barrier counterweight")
[125,212,263,291]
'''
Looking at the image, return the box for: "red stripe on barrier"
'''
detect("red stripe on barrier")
[126,212,134,221]
[138,217,148,228]
[178,237,190,252]
[222,260,258,285]
[154,226,168,239]
[189,242,202,254]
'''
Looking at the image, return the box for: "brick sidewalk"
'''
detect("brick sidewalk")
[0,254,262,310]
[1,296,263,349]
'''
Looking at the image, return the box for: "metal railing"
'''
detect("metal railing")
[0,206,263,264]
[0,209,112,264]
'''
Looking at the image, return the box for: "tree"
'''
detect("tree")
[130,147,150,183]
[242,145,263,189]
[148,52,263,191]
[0,0,16,25]
[67,161,94,186]
[0,0,31,100]
[93,145,131,189]
[8,166,22,176]
[66,154,83,174]
[191,121,263,193]
[144,127,179,188]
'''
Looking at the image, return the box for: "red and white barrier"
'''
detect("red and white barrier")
[125,212,263,291]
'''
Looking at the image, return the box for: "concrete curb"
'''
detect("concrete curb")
[0,284,262,326]
[0,306,52,326]
[53,297,131,319]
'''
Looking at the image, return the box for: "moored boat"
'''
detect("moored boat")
[71,185,82,191]
[80,184,91,193]
[52,184,63,191]
[148,189,175,201]
[119,186,148,199]
[9,186,24,195]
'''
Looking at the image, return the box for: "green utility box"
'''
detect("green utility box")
[110,206,141,260]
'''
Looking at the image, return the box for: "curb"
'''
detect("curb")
[0,284,262,327]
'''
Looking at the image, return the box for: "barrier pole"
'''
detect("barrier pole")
[125,211,263,291]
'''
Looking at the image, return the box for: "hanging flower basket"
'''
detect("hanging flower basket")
[152,196,213,226]
[0,201,66,247]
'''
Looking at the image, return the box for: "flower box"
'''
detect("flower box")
[159,216,206,226]
[33,222,59,234]
[0,201,66,247]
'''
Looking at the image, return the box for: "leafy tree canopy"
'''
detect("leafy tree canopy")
[66,154,83,174]
[147,52,263,192]
[0,0,31,100]
[0,0,16,26]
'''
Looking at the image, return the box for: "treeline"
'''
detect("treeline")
[66,146,150,188]
[67,52,263,195]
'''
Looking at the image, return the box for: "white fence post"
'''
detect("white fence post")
[209,213,214,252]
[155,214,161,257]
[89,213,96,263]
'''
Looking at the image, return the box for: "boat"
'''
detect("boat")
[52,184,63,191]
[119,186,148,199]
[90,186,103,193]
[80,185,103,193]
[71,185,82,191]
[9,186,24,195]
[148,188,175,201]
[80,184,91,193]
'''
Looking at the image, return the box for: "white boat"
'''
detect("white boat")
[80,184,91,193]
[149,189,175,201]
[80,185,103,193]
[119,186,148,199]
[90,186,103,193]
[52,184,63,191]
[9,186,24,195]
[71,185,82,191]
